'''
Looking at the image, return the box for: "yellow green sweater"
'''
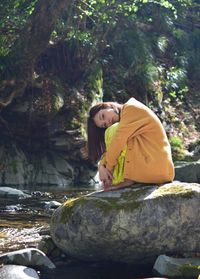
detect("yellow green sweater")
[105,123,127,185]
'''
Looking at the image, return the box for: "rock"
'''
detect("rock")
[0,265,39,279]
[44,201,61,210]
[0,145,29,186]
[27,153,75,186]
[0,187,31,199]
[50,182,200,264]
[188,142,200,161]
[5,204,23,211]
[50,135,70,150]
[37,236,57,256]
[0,144,94,187]
[0,144,74,186]
[153,254,200,277]
[175,160,200,183]
[37,236,70,262]
[0,248,55,269]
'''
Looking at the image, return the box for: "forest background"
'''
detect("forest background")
[0,0,199,185]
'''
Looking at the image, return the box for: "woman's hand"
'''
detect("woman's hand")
[98,164,113,189]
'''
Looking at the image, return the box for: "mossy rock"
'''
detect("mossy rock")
[154,254,200,278]
[51,182,200,264]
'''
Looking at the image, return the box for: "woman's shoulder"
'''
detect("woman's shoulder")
[122,97,148,113]
[125,97,136,105]
[124,97,146,108]
[121,97,155,122]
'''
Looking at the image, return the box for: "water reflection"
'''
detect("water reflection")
[41,262,153,279]
[0,184,94,254]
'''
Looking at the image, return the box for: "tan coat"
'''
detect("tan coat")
[104,98,174,183]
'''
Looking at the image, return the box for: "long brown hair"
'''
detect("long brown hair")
[87,102,122,162]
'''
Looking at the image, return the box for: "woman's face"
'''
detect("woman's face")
[93,108,119,128]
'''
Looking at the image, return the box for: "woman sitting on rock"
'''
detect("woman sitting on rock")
[87,97,174,191]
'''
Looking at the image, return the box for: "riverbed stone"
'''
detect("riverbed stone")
[0,248,55,269]
[0,265,39,279]
[0,187,31,199]
[50,182,200,264]
[175,160,200,183]
[44,200,61,210]
[153,254,200,277]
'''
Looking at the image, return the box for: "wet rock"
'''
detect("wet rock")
[31,191,46,198]
[51,182,200,264]
[0,187,31,199]
[37,235,70,263]
[153,254,200,277]
[37,236,56,256]
[188,142,200,161]
[0,248,55,269]
[44,201,61,210]
[29,154,74,186]
[0,145,28,186]
[50,135,70,150]
[175,160,200,183]
[5,204,23,211]
[0,144,94,187]
[0,265,39,279]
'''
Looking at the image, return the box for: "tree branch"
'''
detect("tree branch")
[0,0,73,108]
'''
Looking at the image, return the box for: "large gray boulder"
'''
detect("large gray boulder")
[50,182,200,264]
[0,248,55,269]
[175,160,200,183]
[0,265,39,279]
[0,187,31,199]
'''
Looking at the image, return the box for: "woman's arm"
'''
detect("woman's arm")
[105,100,155,172]
[98,163,113,188]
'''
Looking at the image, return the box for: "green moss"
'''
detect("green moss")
[52,78,65,95]
[86,187,148,213]
[170,136,187,161]
[153,184,195,199]
[84,196,141,213]
[121,186,147,200]
[86,62,103,102]
[180,263,200,277]
[59,188,146,223]
[60,197,82,223]
[56,184,197,226]
[52,94,64,112]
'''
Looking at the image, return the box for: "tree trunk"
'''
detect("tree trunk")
[0,0,73,108]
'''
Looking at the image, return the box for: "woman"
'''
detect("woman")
[87,97,174,191]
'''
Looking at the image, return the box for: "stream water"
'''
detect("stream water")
[0,185,91,254]
[0,185,160,279]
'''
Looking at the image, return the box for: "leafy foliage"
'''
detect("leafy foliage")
[0,0,37,55]
[0,0,199,153]
[170,136,187,161]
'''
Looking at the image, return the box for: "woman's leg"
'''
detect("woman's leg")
[104,179,134,191]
